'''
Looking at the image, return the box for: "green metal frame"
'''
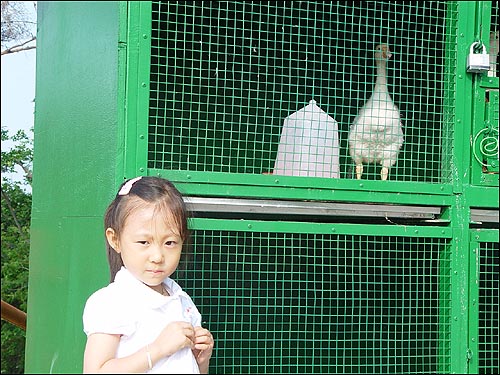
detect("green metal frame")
[123,1,498,199]
[191,218,453,238]
[120,2,498,373]
[184,219,454,373]
[122,1,153,181]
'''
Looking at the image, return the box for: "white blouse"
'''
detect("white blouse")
[83,267,202,373]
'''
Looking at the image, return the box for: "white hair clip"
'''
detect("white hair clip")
[118,176,143,196]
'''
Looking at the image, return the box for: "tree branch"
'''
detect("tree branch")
[16,161,33,183]
[0,186,25,237]
[1,36,36,55]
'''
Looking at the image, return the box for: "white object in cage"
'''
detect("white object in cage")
[273,99,340,178]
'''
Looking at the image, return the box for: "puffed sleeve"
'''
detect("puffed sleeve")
[83,285,137,337]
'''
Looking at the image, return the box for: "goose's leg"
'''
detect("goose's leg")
[381,166,389,181]
[356,164,363,180]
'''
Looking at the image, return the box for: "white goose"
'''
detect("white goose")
[348,44,404,181]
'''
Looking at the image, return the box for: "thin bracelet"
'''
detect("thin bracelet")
[145,344,153,370]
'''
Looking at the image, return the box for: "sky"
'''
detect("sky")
[1,2,37,191]
[1,48,36,136]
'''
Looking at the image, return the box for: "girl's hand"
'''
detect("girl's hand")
[152,321,196,358]
[192,326,214,374]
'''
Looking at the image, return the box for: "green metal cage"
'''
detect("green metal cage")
[176,220,453,374]
[146,1,458,183]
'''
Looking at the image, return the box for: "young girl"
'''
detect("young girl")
[83,176,214,373]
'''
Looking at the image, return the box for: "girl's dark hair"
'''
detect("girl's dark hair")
[104,176,190,282]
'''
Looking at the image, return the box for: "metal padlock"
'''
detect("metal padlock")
[467,42,490,73]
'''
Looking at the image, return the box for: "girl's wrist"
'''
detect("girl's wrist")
[145,344,153,370]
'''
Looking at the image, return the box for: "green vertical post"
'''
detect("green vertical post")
[122,1,152,179]
[25,2,125,373]
[449,1,476,373]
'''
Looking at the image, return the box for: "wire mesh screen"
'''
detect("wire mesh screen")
[480,2,499,178]
[488,2,499,78]
[176,230,451,374]
[478,241,499,374]
[480,90,499,175]
[148,1,457,183]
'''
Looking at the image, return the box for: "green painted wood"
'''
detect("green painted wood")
[26,2,123,373]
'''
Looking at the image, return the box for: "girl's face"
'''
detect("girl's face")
[106,201,183,293]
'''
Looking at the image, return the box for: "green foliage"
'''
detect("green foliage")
[1,127,33,186]
[2,2,36,372]
[1,128,32,374]
[0,322,26,374]
[1,183,31,308]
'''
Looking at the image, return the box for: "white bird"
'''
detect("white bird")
[348,44,404,181]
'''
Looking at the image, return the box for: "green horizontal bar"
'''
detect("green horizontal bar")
[478,75,500,89]
[150,170,454,206]
[190,218,452,238]
[464,186,499,207]
[469,228,499,242]
[151,169,453,195]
